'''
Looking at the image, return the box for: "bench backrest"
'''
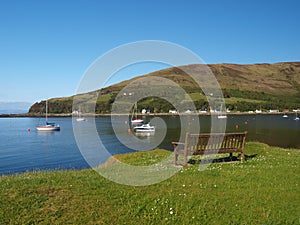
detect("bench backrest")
[185,132,247,155]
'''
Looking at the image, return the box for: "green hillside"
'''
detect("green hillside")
[28,62,300,114]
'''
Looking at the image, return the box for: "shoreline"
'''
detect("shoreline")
[0,111,297,118]
[1,141,299,177]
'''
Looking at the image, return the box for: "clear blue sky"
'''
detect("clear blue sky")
[0,0,299,103]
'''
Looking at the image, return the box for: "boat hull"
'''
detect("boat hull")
[133,124,155,133]
[131,119,144,124]
[134,129,155,133]
[36,125,60,131]
[76,118,86,122]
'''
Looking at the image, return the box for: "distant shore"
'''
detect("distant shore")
[0,111,297,118]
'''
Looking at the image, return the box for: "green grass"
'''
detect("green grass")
[188,92,266,105]
[0,142,299,224]
[188,93,206,101]
[97,94,112,103]
[224,97,265,104]
[113,149,171,166]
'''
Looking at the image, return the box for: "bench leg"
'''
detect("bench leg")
[241,151,245,162]
[229,153,233,161]
[174,150,178,165]
[184,153,187,166]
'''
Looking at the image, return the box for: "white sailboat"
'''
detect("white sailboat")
[131,102,143,124]
[76,110,86,122]
[129,102,155,135]
[217,105,227,119]
[76,117,86,122]
[295,111,299,121]
[36,100,60,131]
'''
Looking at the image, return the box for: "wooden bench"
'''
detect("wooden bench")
[172,132,247,165]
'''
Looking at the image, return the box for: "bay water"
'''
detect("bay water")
[0,114,299,175]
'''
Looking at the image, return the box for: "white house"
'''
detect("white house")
[169,110,178,114]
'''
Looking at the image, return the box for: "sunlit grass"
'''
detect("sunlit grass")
[0,142,299,224]
[224,96,265,104]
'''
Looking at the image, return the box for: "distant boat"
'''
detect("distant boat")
[133,123,155,133]
[36,100,60,131]
[131,118,144,124]
[217,105,227,119]
[76,117,86,122]
[76,111,86,122]
[283,114,288,118]
[217,115,227,119]
[131,102,144,124]
[295,111,299,121]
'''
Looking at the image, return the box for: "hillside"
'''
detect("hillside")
[28,62,300,114]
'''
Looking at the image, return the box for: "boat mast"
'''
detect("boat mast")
[132,102,137,120]
[46,100,48,123]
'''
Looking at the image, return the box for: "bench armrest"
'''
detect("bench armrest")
[172,142,185,146]
[172,142,185,151]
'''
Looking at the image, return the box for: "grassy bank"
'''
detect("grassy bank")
[0,142,299,224]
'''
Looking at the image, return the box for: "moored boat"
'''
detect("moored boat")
[36,122,60,131]
[133,123,155,133]
[36,100,60,131]
[131,118,144,124]
[131,103,144,124]
[217,115,227,119]
[294,110,299,121]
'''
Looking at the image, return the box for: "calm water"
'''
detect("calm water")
[0,114,299,175]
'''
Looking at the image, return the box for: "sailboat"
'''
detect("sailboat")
[131,102,143,125]
[217,115,227,119]
[295,110,299,121]
[36,100,60,131]
[217,105,227,119]
[129,102,155,135]
[76,115,86,122]
[76,109,86,122]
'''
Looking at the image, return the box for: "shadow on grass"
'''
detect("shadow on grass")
[187,153,258,165]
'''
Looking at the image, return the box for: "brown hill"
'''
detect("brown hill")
[29,62,300,114]
[115,62,300,95]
